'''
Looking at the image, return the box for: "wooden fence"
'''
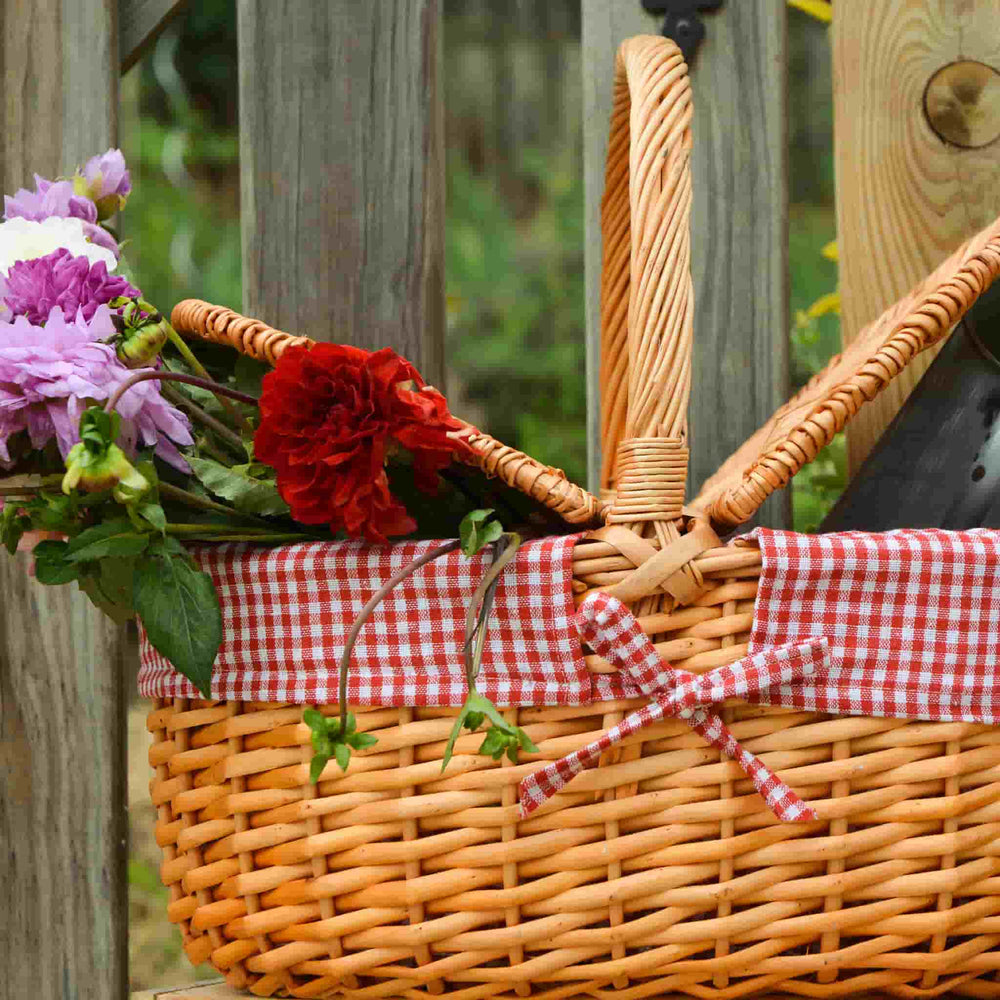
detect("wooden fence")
[2,1,1000,997]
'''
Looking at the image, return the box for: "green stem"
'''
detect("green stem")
[164,522,276,535]
[162,385,246,456]
[169,532,311,543]
[165,323,256,440]
[463,532,520,689]
[157,482,266,524]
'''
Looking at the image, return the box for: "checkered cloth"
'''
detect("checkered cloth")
[744,528,1000,723]
[518,592,829,821]
[137,535,589,705]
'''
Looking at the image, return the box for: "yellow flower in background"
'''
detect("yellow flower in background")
[805,290,840,319]
[787,0,832,23]
[821,240,838,263]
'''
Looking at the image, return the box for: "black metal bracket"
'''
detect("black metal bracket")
[641,1,724,66]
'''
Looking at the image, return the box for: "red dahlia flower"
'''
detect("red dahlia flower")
[254,343,471,542]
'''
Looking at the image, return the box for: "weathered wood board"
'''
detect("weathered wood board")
[119,0,188,73]
[581,1,789,528]
[834,1,1000,472]
[237,0,445,382]
[0,5,128,1000]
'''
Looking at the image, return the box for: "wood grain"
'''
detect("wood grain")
[581,2,789,528]
[833,1,1000,472]
[687,0,789,529]
[119,0,188,74]
[236,0,445,383]
[0,4,128,999]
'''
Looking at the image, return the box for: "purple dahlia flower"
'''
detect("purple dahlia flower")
[0,305,193,471]
[4,175,97,224]
[74,149,131,221]
[1,249,138,325]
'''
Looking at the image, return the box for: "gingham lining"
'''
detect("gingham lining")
[743,528,1000,724]
[140,528,1000,716]
[137,534,589,705]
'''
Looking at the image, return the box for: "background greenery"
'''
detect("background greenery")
[121,2,841,989]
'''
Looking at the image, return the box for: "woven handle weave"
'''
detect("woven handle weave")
[599,36,693,522]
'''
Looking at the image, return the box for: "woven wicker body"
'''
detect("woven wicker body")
[149,35,1000,998]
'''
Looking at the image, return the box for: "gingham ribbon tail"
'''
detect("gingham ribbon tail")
[519,592,832,822]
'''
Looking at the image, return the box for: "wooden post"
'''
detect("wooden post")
[687,1,788,528]
[581,1,789,529]
[237,0,445,382]
[834,2,1000,472]
[0,3,128,998]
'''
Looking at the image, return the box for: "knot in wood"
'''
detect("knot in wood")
[924,60,1000,149]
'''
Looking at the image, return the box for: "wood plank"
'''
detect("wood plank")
[687,0,789,528]
[119,0,188,74]
[237,0,445,382]
[581,2,790,529]
[833,2,1000,473]
[0,7,127,1000]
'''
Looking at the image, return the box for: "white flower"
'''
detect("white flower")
[0,216,117,277]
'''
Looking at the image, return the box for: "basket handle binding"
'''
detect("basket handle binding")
[599,36,695,525]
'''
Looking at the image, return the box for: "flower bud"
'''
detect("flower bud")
[117,315,169,367]
[63,440,149,502]
[73,149,131,222]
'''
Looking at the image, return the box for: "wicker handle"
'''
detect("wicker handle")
[170,300,312,364]
[598,36,694,519]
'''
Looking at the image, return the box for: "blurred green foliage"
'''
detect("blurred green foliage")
[446,148,587,485]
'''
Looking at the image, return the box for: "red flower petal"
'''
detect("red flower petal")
[255,342,467,539]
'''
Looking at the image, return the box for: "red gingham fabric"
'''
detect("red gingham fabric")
[518,592,828,822]
[138,535,588,706]
[743,528,1000,723]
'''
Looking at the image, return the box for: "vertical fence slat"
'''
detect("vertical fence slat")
[833,2,1000,473]
[237,0,445,381]
[581,2,789,528]
[688,0,789,528]
[0,2,128,998]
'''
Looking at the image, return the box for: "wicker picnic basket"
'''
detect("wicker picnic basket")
[147,35,1000,999]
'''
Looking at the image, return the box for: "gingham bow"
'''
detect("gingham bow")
[519,592,831,822]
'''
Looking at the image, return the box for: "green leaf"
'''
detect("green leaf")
[133,540,222,698]
[32,541,80,585]
[480,520,503,547]
[232,353,268,398]
[303,707,327,731]
[463,711,485,732]
[187,455,289,516]
[348,732,378,751]
[516,728,539,754]
[77,557,138,624]
[334,742,351,772]
[135,502,167,533]
[309,753,329,784]
[460,509,500,557]
[0,504,25,555]
[441,705,472,774]
[66,518,149,562]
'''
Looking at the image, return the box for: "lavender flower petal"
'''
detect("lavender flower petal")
[0,306,192,471]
